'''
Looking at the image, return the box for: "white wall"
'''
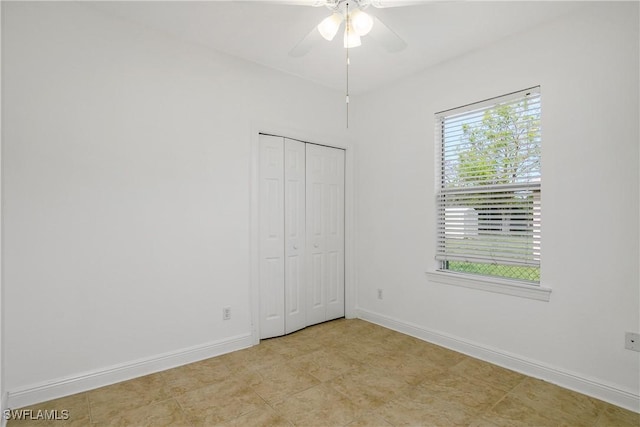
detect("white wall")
[353,2,639,410]
[1,1,348,403]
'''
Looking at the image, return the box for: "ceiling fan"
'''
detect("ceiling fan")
[250,0,423,127]
[288,0,420,57]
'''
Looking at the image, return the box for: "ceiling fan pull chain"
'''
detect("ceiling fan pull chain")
[346,1,350,128]
[346,50,350,108]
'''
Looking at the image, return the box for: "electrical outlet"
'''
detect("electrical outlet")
[222,306,231,321]
[625,332,640,352]
[377,289,383,300]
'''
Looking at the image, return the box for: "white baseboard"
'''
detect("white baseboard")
[6,333,253,410]
[356,308,640,413]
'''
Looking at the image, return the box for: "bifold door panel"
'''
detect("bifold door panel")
[258,135,285,339]
[284,139,306,334]
[259,135,345,339]
[305,143,345,326]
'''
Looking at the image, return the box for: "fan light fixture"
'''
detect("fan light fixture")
[350,9,373,36]
[291,0,411,129]
[317,13,343,41]
[316,6,373,47]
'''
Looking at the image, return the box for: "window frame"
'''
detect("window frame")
[428,87,551,301]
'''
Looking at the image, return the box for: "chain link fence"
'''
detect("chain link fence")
[446,261,540,282]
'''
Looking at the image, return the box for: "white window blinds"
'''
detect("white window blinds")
[435,87,541,282]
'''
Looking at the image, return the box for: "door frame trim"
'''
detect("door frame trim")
[249,121,356,345]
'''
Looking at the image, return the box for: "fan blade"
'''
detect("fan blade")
[289,26,324,57]
[369,0,430,7]
[368,16,407,52]
[232,0,327,6]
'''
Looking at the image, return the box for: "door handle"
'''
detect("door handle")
[293,245,298,250]
[314,243,319,248]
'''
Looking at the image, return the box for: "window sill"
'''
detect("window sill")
[426,270,551,301]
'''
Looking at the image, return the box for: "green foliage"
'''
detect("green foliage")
[452,102,540,187]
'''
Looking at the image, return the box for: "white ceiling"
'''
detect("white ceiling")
[89,1,583,95]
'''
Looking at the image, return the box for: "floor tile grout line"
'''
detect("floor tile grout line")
[472,385,513,421]
[86,391,97,425]
[76,392,92,425]
[168,395,196,427]
[477,375,528,420]
[262,392,299,427]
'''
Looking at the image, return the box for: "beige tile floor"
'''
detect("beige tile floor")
[7,319,640,426]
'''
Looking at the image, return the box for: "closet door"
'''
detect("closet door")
[283,139,306,334]
[259,136,345,339]
[306,144,345,326]
[258,135,285,339]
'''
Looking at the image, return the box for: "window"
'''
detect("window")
[435,87,541,285]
